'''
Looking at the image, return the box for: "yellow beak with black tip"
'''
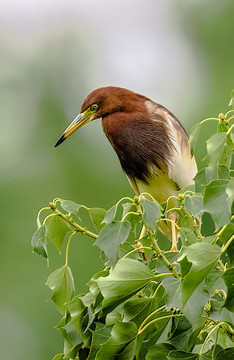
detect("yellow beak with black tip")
[54,109,93,147]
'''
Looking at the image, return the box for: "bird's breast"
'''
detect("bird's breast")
[102,112,172,183]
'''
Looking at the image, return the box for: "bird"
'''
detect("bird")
[55,86,197,252]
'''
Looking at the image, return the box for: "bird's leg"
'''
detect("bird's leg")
[169,212,179,252]
[140,225,146,238]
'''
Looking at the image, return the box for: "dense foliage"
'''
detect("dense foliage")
[32,92,234,359]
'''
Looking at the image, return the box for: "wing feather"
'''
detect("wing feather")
[145,100,197,189]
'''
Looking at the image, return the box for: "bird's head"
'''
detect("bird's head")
[54,86,146,147]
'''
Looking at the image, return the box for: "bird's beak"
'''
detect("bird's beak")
[54,110,91,147]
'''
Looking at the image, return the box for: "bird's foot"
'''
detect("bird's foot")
[169,245,179,252]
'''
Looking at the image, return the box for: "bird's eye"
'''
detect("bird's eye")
[89,104,98,112]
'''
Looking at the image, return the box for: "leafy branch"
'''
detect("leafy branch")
[32,90,234,360]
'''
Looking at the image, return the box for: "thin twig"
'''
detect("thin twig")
[138,314,183,335]
[51,205,98,239]
[221,234,234,253]
[148,230,179,278]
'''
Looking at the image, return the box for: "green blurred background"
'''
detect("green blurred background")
[0,0,233,358]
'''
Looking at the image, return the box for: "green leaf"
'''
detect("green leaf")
[169,316,192,351]
[215,348,234,360]
[154,252,180,275]
[183,283,209,327]
[86,270,108,313]
[60,200,82,217]
[178,255,192,278]
[194,167,212,194]
[184,194,203,221]
[138,236,154,262]
[95,320,137,360]
[206,270,225,295]
[123,295,160,327]
[200,351,214,360]
[45,215,71,253]
[219,222,234,245]
[162,277,182,309]
[87,325,111,360]
[226,177,234,213]
[225,239,234,266]
[219,144,232,168]
[94,221,131,266]
[217,122,228,133]
[179,243,221,306]
[170,272,208,328]
[66,296,85,328]
[137,311,172,353]
[228,89,234,109]
[209,307,234,325]
[189,123,201,156]
[52,354,64,360]
[46,265,75,314]
[116,338,137,360]
[89,207,106,231]
[59,324,82,358]
[31,224,48,259]
[146,344,175,360]
[122,202,133,217]
[140,197,162,231]
[105,309,122,327]
[179,228,197,247]
[205,132,227,170]
[167,350,198,359]
[103,204,118,225]
[121,203,139,234]
[223,268,234,312]
[179,209,195,230]
[97,258,154,313]
[217,164,230,179]
[66,296,92,346]
[87,269,109,299]
[203,180,230,230]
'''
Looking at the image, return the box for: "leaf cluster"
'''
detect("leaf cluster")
[32,92,234,359]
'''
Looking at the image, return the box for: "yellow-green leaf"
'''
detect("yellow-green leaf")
[46,265,75,314]
[94,221,131,266]
[180,243,221,307]
[45,215,72,253]
[97,258,154,313]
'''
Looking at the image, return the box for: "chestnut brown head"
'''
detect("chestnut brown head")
[54,86,148,147]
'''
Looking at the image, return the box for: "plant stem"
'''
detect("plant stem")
[121,211,140,222]
[138,314,183,335]
[122,246,152,259]
[215,216,234,242]
[226,115,234,123]
[37,207,51,227]
[139,192,156,201]
[200,117,219,124]
[52,207,98,239]
[226,122,234,135]
[138,304,166,331]
[199,322,224,355]
[157,218,180,231]
[154,273,173,279]
[152,282,163,298]
[148,230,179,278]
[221,234,234,253]
[225,109,234,117]
[65,231,77,266]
